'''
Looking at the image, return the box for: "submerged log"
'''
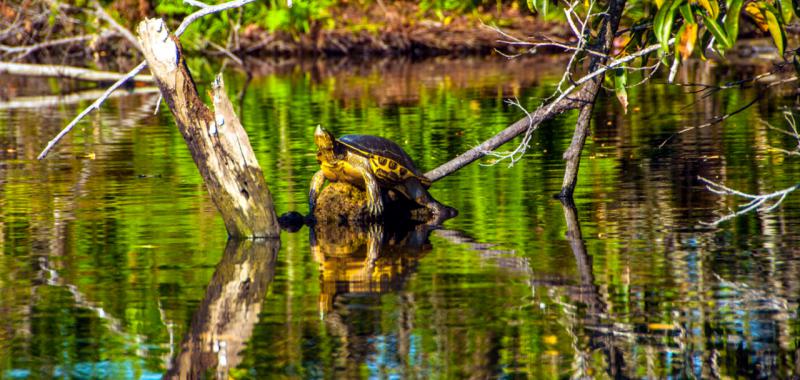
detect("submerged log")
[137,18,279,238]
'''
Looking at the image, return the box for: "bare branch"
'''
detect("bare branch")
[37,0,259,160]
[0,86,158,110]
[0,61,153,82]
[698,176,800,226]
[0,34,96,60]
[37,61,149,160]
[175,0,257,36]
[93,0,141,51]
[426,40,669,182]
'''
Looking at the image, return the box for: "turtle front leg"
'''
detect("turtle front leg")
[359,169,384,218]
[308,170,326,214]
[362,223,384,278]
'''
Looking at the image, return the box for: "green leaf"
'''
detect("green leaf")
[702,15,731,49]
[614,69,628,114]
[697,30,712,60]
[764,9,786,56]
[654,0,673,53]
[724,0,744,45]
[778,0,794,22]
[661,0,683,49]
[679,2,695,23]
[655,0,682,55]
[535,0,551,19]
[526,0,535,12]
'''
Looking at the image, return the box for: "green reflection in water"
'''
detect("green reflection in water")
[1,56,800,379]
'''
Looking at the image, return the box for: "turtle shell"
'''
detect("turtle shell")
[338,134,428,185]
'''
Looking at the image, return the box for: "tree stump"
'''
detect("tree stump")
[137,18,279,238]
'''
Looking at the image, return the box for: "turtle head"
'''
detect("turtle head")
[314,125,340,163]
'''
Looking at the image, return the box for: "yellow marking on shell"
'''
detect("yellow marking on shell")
[369,155,413,183]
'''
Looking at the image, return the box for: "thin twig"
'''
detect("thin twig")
[208,40,243,66]
[427,40,669,179]
[698,176,800,226]
[183,0,210,8]
[660,76,798,148]
[37,61,148,160]
[481,98,537,166]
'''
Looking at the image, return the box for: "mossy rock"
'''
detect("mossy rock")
[314,182,433,225]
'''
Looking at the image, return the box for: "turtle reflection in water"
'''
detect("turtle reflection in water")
[309,126,456,223]
[310,222,432,313]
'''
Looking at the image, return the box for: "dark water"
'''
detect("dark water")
[1,56,800,379]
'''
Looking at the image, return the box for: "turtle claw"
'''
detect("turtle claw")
[365,200,383,219]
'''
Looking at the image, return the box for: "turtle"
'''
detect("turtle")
[309,126,456,222]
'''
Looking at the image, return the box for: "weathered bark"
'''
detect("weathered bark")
[559,96,597,198]
[0,62,154,83]
[137,18,279,238]
[558,0,627,198]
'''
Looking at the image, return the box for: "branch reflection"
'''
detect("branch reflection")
[560,198,626,379]
[164,238,280,380]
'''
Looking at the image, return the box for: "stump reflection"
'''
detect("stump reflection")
[164,239,280,380]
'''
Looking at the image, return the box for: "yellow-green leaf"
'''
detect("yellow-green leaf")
[745,2,770,31]
[696,0,718,17]
[660,0,683,53]
[778,0,794,22]
[764,9,786,55]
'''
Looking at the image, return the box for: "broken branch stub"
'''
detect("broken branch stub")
[137,18,279,238]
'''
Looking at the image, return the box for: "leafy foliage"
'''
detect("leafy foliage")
[526,0,797,109]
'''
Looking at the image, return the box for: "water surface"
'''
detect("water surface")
[1,56,799,379]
